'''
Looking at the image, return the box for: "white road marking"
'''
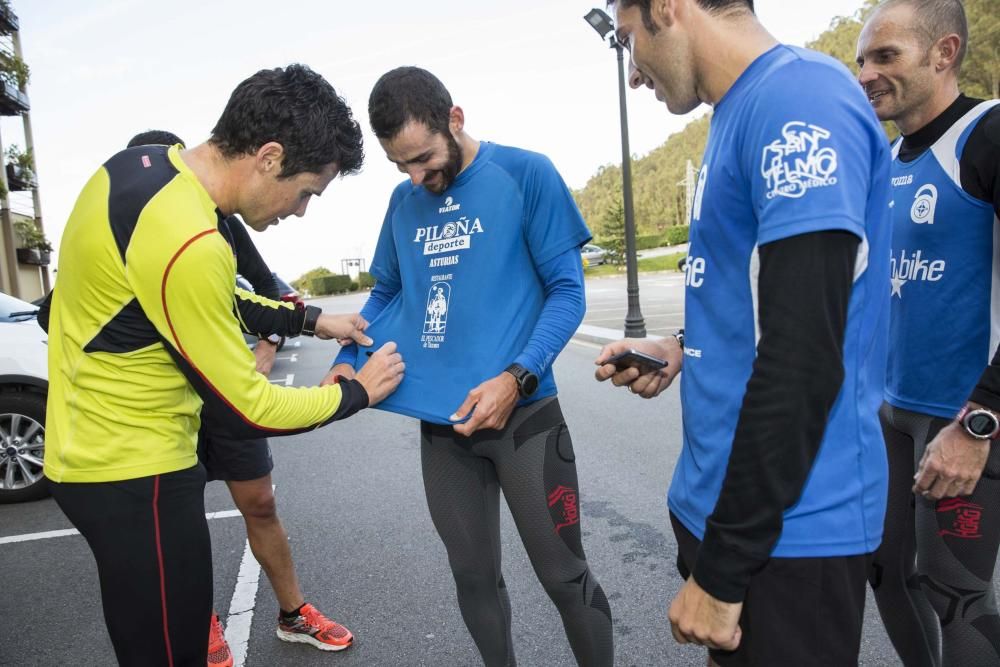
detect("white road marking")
[226,540,262,667]
[224,485,274,667]
[275,353,298,362]
[0,508,243,545]
[269,374,295,386]
[0,527,80,545]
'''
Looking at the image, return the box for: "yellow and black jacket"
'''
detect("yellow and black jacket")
[45,145,366,483]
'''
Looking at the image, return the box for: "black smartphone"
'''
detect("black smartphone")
[606,349,667,374]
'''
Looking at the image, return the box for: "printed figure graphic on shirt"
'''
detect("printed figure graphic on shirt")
[425,284,449,334]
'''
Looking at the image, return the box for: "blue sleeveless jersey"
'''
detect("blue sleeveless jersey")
[668,45,891,558]
[885,100,1000,418]
[353,142,591,424]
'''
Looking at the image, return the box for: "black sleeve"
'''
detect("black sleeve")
[233,294,319,338]
[964,107,1000,410]
[692,230,859,603]
[970,353,1000,413]
[226,216,280,300]
[37,289,52,333]
[960,106,1000,219]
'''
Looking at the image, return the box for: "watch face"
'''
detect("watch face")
[968,412,998,437]
[522,373,539,396]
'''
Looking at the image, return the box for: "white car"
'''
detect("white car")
[0,291,47,502]
[581,243,607,267]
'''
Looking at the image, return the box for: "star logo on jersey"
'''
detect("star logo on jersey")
[910,184,937,225]
[761,121,839,200]
[890,274,906,298]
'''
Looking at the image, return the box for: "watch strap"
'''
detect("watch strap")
[300,305,321,337]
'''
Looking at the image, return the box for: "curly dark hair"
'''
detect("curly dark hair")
[210,64,364,177]
[127,130,185,148]
[368,67,453,140]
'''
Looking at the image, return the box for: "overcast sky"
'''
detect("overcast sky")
[12,0,865,282]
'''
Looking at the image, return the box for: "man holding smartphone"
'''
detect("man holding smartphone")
[596,1,891,664]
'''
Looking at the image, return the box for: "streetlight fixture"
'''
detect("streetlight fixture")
[584,7,646,338]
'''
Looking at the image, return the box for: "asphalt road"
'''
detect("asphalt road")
[0,279,982,666]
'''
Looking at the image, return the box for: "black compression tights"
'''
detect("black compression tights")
[49,465,212,667]
[420,397,613,667]
[871,403,1000,666]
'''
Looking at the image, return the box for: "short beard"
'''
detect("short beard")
[426,133,463,194]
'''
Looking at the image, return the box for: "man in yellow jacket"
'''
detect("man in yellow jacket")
[44,64,404,667]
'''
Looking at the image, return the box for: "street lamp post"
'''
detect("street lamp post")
[584,8,646,338]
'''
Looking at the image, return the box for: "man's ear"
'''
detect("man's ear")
[934,33,962,74]
[653,0,678,29]
[448,106,465,135]
[255,141,285,173]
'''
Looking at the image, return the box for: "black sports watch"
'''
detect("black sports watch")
[300,305,321,337]
[505,363,539,398]
[957,405,1000,440]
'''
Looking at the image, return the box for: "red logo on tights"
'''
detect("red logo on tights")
[937,497,983,539]
[548,485,579,535]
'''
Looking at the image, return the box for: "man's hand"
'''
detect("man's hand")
[914,420,991,499]
[594,337,682,398]
[354,342,404,406]
[314,313,372,346]
[668,577,743,652]
[254,341,277,375]
[451,371,520,436]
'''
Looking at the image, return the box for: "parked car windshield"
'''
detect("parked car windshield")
[272,273,296,295]
[0,292,39,322]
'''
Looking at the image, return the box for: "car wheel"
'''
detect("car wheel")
[0,391,48,503]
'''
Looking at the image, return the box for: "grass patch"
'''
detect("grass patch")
[584,251,687,278]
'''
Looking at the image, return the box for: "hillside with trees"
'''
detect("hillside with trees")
[572,0,998,240]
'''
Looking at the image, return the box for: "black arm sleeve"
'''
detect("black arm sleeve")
[692,230,859,603]
[233,294,319,338]
[965,108,1000,411]
[226,216,280,300]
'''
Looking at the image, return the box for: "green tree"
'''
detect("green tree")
[292,266,333,293]
[601,196,626,266]
[573,115,710,238]
[964,0,999,99]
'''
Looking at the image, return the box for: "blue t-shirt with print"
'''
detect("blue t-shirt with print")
[353,142,591,424]
[668,45,891,558]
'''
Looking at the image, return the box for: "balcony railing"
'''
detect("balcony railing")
[0,79,28,115]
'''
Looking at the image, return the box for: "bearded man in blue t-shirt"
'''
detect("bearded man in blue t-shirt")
[325,67,613,666]
[596,1,892,665]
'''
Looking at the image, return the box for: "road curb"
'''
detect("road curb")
[573,323,664,346]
